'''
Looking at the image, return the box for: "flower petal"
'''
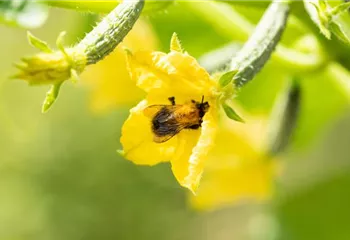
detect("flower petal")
[82,48,144,112]
[190,159,276,211]
[127,50,216,97]
[120,100,178,165]
[189,114,275,210]
[170,106,217,193]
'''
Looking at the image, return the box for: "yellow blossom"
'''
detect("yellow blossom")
[190,109,279,211]
[119,33,278,196]
[81,19,158,113]
[120,33,219,193]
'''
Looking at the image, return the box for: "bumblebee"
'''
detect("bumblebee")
[143,96,210,143]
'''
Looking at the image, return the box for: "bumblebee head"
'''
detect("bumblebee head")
[195,96,210,118]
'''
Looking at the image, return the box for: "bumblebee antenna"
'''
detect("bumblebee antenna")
[201,95,204,104]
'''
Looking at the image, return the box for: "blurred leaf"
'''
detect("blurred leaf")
[170,32,184,52]
[222,102,245,122]
[330,20,350,43]
[149,3,229,57]
[303,0,331,38]
[0,0,48,28]
[291,63,350,150]
[27,31,52,52]
[276,112,350,240]
[0,80,192,240]
[330,9,350,45]
[278,173,350,240]
[70,69,79,83]
[236,61,288,114]
[329,1,350,15]
[304,0,350,44]
[42,82,63,113]
[218,70,238,88]
[198,42,242,74]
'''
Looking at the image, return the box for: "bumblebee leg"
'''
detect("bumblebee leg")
[187,124,201,130]
[168,96,175,105]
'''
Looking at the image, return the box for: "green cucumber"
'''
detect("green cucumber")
[231,1,290,88]
[77,0,144,65]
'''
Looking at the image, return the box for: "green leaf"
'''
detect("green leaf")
[222,103,245,122]
[329,2,350,45]
[329,10,350,45]
[218,70,238,88]
[0,0,49,28]
[70,69,80,83]
[330,21,350,44]
[116,150,125,156]
[329,2,350,16]
[170,32,184,52]
[303,0,331,39]
[27,31,52,53]
[304,0,350,44]
[56,31,68,56]
[42,82,63,113]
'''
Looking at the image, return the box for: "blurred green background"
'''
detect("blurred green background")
[1,2,350,240]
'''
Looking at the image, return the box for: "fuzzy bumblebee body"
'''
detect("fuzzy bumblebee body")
[144,97,210,143]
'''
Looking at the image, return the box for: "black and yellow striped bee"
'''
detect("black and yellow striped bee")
[144,96,210,143]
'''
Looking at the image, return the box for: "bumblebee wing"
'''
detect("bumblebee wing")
[144,105,178,119]
[153,134,175,143]
[153,124,185,143]
[143,105,167,118]
[144,105,185,143]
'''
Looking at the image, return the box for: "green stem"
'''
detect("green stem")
[180,1,254,42]
[219,0,270,8]
[77,0,144,64]
[274,45,325,71]
[326,62,350,101]
[41,0,172,14]
[42,0,120,13]
[198,42,242,73]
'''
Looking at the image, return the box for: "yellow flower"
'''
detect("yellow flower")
[120,33,278,198]
[81,19,158,113]
[189,109,278,211]
[120,33,219,193]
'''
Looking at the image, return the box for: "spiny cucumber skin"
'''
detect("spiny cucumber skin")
[78,0,144,65]
[231,1,290,88]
